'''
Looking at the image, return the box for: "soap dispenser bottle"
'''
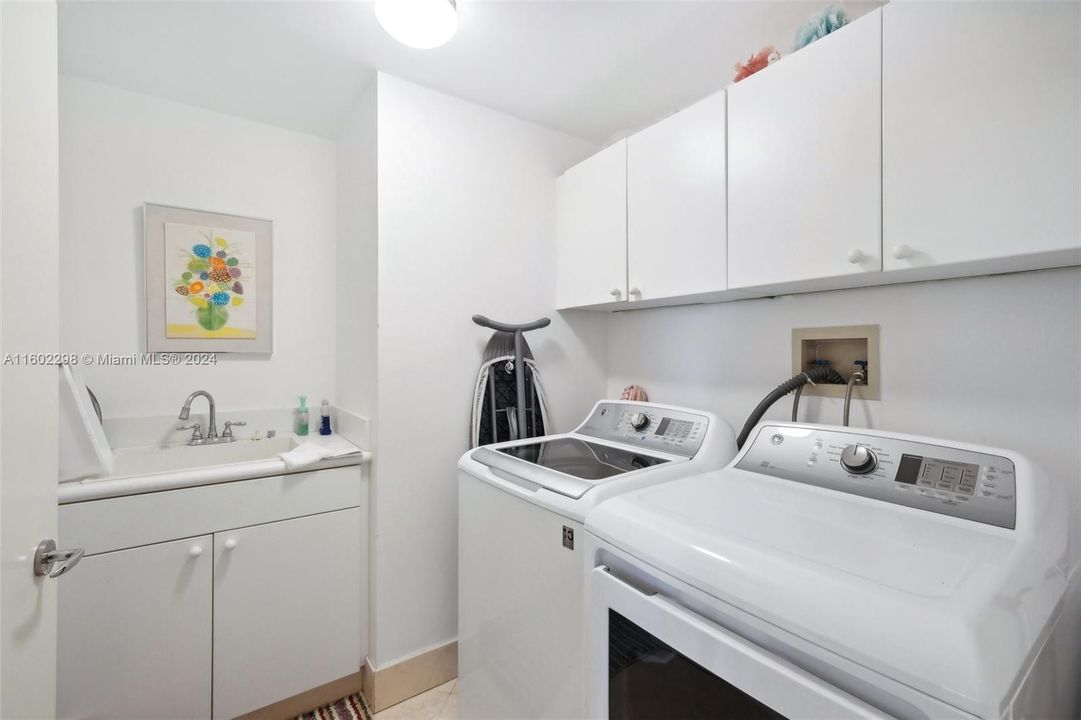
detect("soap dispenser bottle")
[294,395,310,436]
[319,399,332,435]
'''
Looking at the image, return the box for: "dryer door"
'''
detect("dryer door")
[588,567,893,720]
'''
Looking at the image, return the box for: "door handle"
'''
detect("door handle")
[34,539,85,578]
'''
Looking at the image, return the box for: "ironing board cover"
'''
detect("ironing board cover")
[470,332,551,447]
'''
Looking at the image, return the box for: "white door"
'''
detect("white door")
[213,509,363,719]
[727,10,882,290]
[0,3,61,718]
[628,91,727,301]
[882,2,1081,270]
[555,140,627,309]
[57,537,213,719]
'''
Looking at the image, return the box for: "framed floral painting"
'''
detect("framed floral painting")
[144,204,273,353]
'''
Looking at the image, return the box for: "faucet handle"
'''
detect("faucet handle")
[177,423,203,442]
[222,420,246,439]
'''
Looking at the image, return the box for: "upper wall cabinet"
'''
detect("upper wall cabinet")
[627,91,727,301]
[882,2,1081,270]
[556,140,627,309]
[727,10,882,289]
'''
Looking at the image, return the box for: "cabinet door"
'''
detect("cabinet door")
[213,508,362,719]
[58,536,212,720]
[556,140,627,308]
[728,10,882,289]
[628,91,727,300]
[883,2,1081,269]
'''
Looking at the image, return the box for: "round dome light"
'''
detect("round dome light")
[375,0,458,50]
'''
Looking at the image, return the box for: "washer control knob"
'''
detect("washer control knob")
[629,412,650,432]
[840,445,877,474]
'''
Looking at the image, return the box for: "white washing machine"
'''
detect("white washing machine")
[458,400,737,720]
[585,422,1079,720]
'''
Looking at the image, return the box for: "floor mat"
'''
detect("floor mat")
[296,692,372,720]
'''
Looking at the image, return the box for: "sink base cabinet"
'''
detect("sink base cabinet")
[213,508,363,720]
[58,536,213,720]
[57,465,367,720]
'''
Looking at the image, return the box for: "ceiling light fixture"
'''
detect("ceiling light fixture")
[375,0,458,50]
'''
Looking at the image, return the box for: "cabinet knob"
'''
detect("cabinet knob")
[892,244,913,260]
[847,249,866,264]
[224,538,238,550]
[189,545,204,558]
[629,287,641,299]
[609,288,622,299]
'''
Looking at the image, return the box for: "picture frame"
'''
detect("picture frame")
[144,203,273,354]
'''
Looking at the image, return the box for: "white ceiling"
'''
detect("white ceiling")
[59,0,880,143]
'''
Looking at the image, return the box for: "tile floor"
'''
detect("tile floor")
[372,679,458,720]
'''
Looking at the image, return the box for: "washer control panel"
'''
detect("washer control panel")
[737,425,1016,528]
[577,403,709,457]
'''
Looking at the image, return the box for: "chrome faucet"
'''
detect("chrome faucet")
[179,390,217,438]
[177,390,224,444]
[177,391,247,445]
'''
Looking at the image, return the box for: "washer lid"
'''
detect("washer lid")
[471,438,669,498]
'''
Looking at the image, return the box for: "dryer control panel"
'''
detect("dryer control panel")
[577,402,709,458]
[737,425,1016,528]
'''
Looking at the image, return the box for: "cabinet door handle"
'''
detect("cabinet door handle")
[223,538,238,551]
[188,545,204,558]
[891,244,913,260]
[629,287,642,299]
[847,249,866,264]
[609,288,622,299]
[34,539,85,578]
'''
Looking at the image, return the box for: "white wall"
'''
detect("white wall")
[59,76,338,419]
[371,74,605,665]
[336,82,379,426]
[607,267,1081,563]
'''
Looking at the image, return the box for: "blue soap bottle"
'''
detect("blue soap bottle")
[319,399,332,435]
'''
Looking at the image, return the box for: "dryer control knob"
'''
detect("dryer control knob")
[629,412,650,432]
[840,445,877,474]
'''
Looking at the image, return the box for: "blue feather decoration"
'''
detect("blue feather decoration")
[794,4,849,51]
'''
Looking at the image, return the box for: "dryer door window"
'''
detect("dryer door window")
[609,610,783,719]
[589,568,891,720]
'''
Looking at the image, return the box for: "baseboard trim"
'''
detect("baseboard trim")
[362,641,458,714]
[234,670,365,720]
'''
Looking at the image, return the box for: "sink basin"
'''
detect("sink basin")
[100,436,299,480]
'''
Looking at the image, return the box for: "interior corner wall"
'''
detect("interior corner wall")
[335,81,378,424]
[371,73,605,666]
[59,76,338,418]
[335,79,379,674]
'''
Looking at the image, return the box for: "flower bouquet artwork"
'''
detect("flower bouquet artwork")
[145,203,272,354]
[165,223,256,339]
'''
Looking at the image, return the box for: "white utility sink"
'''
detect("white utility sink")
[106,436,299,479]
[61,433,369,504]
